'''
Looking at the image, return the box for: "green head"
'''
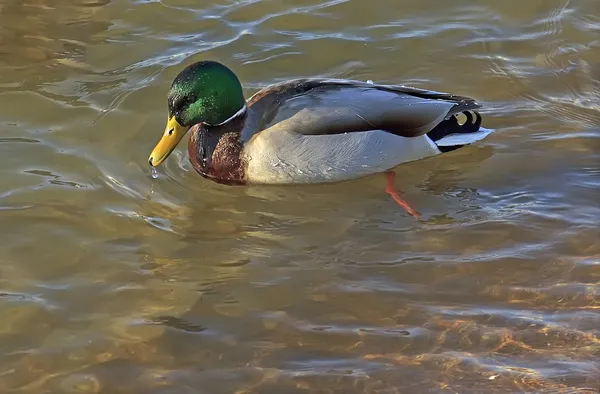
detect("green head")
[149,60,246,167]
[169,60,245,127]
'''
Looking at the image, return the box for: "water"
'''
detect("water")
[0,0,599,393]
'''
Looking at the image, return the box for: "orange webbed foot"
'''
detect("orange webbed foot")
[384,171,419,218]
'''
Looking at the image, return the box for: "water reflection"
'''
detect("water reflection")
[0,0,111,88]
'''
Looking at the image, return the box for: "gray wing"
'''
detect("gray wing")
[244,78,482,139]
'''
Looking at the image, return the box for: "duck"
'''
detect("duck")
[148,60,494,217]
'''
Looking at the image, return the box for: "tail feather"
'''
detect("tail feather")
[427,110,493,152]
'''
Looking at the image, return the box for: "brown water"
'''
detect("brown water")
[1,0,600,392]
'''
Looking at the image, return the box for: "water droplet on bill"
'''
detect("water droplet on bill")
[151,167,158,179]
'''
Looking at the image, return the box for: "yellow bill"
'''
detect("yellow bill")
[148,116,189,167]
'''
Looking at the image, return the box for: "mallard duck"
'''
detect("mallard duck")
[148,60,494,216]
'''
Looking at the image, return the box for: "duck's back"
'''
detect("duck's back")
[241,78,478,141]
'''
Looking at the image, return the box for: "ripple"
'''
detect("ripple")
[1,0,600,392]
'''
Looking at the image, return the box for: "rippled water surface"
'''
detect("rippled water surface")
[1,0,600,392]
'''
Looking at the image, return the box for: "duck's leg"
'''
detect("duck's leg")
[384,171,419,218]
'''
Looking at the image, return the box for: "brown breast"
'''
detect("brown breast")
[188,124,247,186]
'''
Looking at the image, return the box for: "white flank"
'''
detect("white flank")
[243,130,441,185]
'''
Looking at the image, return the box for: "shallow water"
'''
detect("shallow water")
[1,0,599,392]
